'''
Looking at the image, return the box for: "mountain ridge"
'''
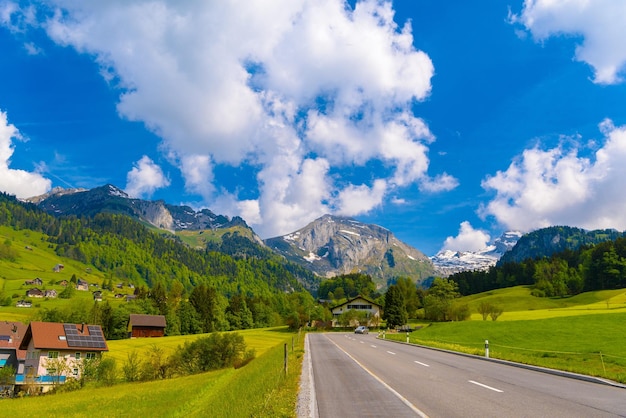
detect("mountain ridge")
[264,214,435,287]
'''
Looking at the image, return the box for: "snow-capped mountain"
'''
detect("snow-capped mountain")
[430,231,522,276]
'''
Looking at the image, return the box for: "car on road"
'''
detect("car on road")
[354,326,369,334]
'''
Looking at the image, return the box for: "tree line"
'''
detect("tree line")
[449,236,626,298]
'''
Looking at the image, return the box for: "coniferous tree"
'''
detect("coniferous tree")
[383,285,407,328]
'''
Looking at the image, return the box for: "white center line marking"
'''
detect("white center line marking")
[414,360,430,367]
[387,351,396,355]
[370,345,377,348]
[360,341,364,344]
[469,380,503,393]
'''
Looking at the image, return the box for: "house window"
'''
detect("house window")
[46,368,57,375]
[85,352,97,360]
[75,352,81,360]
[48,351,59,359]
[73,368,79,376]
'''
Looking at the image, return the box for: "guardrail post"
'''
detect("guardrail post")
[485,340,489,358]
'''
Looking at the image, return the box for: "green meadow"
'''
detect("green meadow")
[0,328,304,417]
[390,286,626,384]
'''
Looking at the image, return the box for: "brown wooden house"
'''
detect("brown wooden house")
[127,314,166,338]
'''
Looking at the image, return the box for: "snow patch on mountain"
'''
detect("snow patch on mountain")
[431,231,522,276]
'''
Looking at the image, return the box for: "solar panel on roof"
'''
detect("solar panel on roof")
[63,324,106,349]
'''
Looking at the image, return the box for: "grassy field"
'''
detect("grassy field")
[0,328,304,417]
[388,287,626,383]
[0,226,133,323]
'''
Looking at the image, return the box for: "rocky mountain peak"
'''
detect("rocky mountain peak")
[265,214,434,287]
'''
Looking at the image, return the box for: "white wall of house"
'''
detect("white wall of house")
[331,297,381,327]
[23,339,97,380]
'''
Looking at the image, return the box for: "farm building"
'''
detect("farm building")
[127,314,167,338]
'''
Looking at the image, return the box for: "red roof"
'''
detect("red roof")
[0,321,27,360]
[19,322,108,352]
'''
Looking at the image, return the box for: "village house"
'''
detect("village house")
[127,314,167,338]
[330,295,383,328]
[26,288,44,298]
[76,279,89,291]
[24,278,43,286]
[92,290,103,302]
[44,289,57,298]
[16,300,32,308]
[0,322,27,379]
[52,264,64,273]
[18,322,108,392]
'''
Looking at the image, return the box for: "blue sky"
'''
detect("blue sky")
[1,1,626,256]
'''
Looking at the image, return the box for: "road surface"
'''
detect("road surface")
[302,333,626,418]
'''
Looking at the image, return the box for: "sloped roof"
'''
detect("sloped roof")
[0,321,27,360]
[19,322,108,352]
[330,294,383,310]
[128,314,166,328]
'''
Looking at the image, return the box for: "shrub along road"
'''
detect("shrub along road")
[304,333,626,417]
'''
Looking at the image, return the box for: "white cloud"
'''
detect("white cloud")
[513,0,626,84]
[335,179,387,217]
[442,221,491,252]
[419,173,459,193]
[124,155,170,199]
[0,110,52,198]
[480,119,626,232]
[4,0,447,237]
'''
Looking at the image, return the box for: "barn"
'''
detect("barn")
[127,314,167,338]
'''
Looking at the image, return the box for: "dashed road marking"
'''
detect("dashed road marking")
[387,351,396,355]
[469,380,503,393]
[414,360,430,367]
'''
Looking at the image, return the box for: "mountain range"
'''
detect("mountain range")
[24,184,625,285]
[430,231,522,276]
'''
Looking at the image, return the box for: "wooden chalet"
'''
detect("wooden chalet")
[127,314,166,338]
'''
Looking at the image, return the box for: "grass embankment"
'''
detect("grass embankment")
[1,328,305,417]
[388,287,626,384]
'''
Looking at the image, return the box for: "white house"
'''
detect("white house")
[18,322,108,392]
[330,295,382,328]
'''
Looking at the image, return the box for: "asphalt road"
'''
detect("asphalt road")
[305,333,626,418]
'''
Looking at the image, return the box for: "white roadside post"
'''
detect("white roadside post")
[406,331,409,343]
[485,340,489,358]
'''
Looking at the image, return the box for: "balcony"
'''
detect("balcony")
[14,375,67,384]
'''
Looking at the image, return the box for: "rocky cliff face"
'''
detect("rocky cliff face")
[264,214,435,287]
[28,184,253,233]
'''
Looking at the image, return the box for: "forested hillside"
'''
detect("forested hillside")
[0,192,324,338]
[450,235,626,297]
[498,226,625,265]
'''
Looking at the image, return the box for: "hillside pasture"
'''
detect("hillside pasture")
[0,328,303,417]
[0,226,133,322]
[464,285,626,321]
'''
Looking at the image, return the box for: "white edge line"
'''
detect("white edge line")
[469,380,503,393]
[305,334,319,417]
[414,361,430,367]
[326,336,429,418]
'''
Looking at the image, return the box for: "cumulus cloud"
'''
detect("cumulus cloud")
[442,221,491,252]
[480,119,626,232]
[512,0,626,84]
[124,155,170,199]
[3,0,453,236]
[0,110,52,198]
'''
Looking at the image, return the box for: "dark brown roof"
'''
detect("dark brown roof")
[19,322,108,352]
[129,314,166,328]
[0,322,27,360]
[330,295,383,310]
